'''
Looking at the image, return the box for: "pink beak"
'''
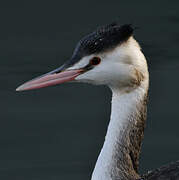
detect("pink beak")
[16,68,83,91]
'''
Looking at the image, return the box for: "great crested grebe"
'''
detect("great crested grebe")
[16,23,179,180]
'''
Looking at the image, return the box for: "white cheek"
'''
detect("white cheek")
[75,61,133,86]
[67,55,93,70]
[75,61,115,84]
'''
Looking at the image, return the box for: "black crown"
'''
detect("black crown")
[63,23,134,69]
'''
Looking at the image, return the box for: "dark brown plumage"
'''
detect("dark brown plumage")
[141,161,179,180]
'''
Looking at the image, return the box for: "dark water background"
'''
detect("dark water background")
[1,0,179,179]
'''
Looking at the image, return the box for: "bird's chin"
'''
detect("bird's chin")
[75,78,94,84]
[74,77,105,86]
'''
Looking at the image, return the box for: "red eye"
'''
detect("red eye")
[90,57,101,66]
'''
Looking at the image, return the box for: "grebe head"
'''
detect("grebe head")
[16,23,148,91]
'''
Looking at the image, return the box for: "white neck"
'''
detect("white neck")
[91,80,148,180]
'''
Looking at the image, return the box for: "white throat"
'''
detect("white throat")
[91,80,148,180]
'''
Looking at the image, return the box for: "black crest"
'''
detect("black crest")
[62,23,134,69]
